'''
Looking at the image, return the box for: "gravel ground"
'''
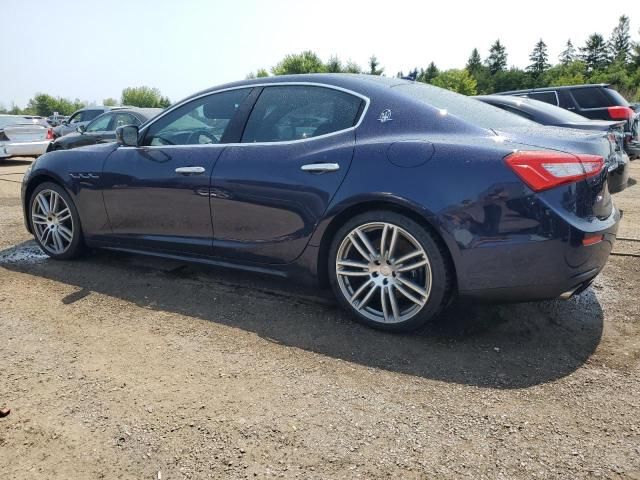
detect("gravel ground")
[0,158,639,479]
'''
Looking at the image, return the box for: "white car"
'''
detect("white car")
[0,115,53,159]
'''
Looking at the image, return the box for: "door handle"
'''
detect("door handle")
[175,166,205,175]
[300,163,340,173]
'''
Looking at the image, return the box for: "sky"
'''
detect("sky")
[0,0,637,108]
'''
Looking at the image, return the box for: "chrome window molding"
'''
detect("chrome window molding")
[129,82,371,149]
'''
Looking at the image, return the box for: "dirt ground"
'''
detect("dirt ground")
[1,158,639,480]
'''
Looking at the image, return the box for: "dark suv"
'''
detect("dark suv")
[497,84,640,159]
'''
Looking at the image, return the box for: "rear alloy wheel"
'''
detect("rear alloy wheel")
[30,182,84,259]
[329,211,451,332]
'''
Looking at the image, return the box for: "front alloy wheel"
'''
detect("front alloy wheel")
[329,211,451,331]
[30,182,83,259]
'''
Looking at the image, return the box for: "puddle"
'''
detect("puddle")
[0,242,48,264]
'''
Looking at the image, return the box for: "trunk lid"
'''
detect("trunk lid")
[1,124,48,142]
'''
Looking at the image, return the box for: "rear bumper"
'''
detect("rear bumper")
[608,159,630,194]
[0,140,51,158]
[457,208,620,303]
[626,140,640,159]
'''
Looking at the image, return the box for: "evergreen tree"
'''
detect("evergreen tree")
[608,15,631,63]
[559,39,576,66]
[466,48,482,73]
[527,39,550,77]
[580,33,610,72]
[417,62,439,83]
[486,40,508,74]
[368,55,384,75]
[325,55,343,73]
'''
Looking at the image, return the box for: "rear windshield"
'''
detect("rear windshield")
[526,91,558,106]
[509,96,590,122]
[570,87,629,109]
[394,83,534,129]
[0,115,31,128]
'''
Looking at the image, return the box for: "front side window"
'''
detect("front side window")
[143,89,251,146]
[68,112,82,124]
[86,113,113,132]
[527,91,558,106]
[241,86,363,143]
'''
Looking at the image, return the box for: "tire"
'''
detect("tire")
[29,182,84,260]
[328,210,452,332]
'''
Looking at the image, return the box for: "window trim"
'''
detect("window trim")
[128,82,370,149]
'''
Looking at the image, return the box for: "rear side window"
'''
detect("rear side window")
[241,86,363,143]
[527,91,558,106]
[112,113,139,128]
[570,87,618,109]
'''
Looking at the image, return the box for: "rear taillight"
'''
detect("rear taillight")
[505,151,604,192]
[46,128,54,140]
[608,106,634,120]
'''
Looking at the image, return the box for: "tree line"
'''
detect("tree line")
[0,86,171,117]
[247,15,640,100]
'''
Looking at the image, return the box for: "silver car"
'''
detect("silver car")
[0,115,52,159]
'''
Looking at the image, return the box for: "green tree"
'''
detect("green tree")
[559,39,576,65]
[121,87,170,108]
[325,55,343,73]
[486,40,508,74]
[580,33,610,72]
[417,62,439,83]
[527,39,550,78]
[546,60,587,86]
[103,97,119,106]
[492,68,531,92]
[608,15,631,63]
[466,48,483,73]
[271,51,325,75]
[25,94,85,116]
[431,69,477,95]
[343,60,362,73]
[368,55,384,75]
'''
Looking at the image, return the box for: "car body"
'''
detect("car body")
[475,94,629,193]
[46,115,69,127]
[21,74,619,331]
[52,106,116,137]
[496,84,640,159]
[0,115,53,159]
[48,108,163,151]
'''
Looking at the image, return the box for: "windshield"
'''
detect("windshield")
[393,83,534,129]
[507,96,591,122]
[0,115,31,128]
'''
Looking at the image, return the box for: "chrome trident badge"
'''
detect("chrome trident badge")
[378,109,393,123]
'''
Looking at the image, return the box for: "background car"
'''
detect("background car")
[475,94,629,193]
[496,84,640,159]
[0,115,53,160]
[52,106,117,137]
[48,107,163,151]
[22,75,619,332]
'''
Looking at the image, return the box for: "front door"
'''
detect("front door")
[101,88,253,255]
[210,85,366,264]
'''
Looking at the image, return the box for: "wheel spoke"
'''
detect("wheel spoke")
[337,259,369,270]
[355,228,378,259]
[388,285,401,321]
[394,282,425,307]
[380,286,390,322]
[57,208,71,222]
[396,276,428,304]
[348,233,372,261]
[349,278,374,304]
[397,258,429,272]
[379,224,389,260]
[58,225,73,242]
[52,230,63,252]
[395,250,423,265]
[50,191,59,214]
[357,282,378,310]
[387,226,399,259]
[42,226,53,247]
[36,194,50,215]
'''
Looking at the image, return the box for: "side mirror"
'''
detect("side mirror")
[76,125,86,134]
[62,120,68,125]
[116,125,139,147]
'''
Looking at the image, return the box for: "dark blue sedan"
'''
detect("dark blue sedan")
[21,74,620,331]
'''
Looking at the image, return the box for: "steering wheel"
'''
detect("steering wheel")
[186,129,219,145]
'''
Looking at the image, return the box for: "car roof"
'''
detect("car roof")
[497,83,610,95]
[178,73,410,105]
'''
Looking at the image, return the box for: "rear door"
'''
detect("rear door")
[210,84,366,264]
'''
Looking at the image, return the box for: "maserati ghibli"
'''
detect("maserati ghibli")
[21,74,620,331]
